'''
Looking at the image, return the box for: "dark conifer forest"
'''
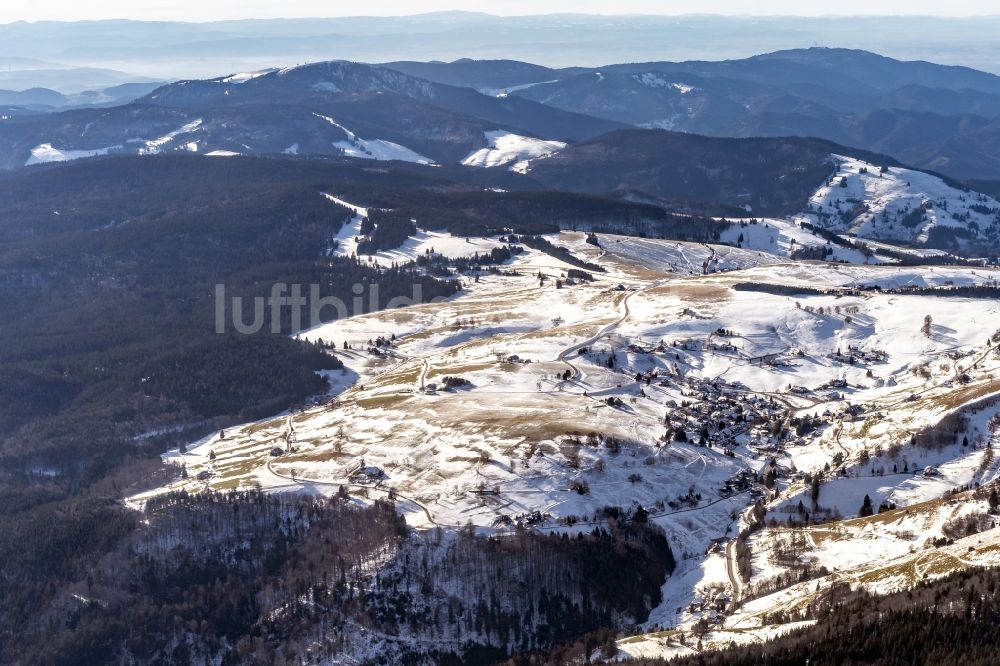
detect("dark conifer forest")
[0,490,674,665]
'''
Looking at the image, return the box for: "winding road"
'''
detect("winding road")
[556,279,667,381]
[726,539,745,602]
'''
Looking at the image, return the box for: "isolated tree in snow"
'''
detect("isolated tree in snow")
[859,494,874,517]
[810,474,822,504]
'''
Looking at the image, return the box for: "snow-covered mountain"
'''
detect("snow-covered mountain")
[795,155,1000,251]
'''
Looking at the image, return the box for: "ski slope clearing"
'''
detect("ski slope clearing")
[795,154,1000,250]
[335,137,433,164]
[139,119,203,155]
[130,229,1000,655]
[461,130,566,171]
[632,73,696,94]
[480,80,559,97]
[25,142,120,165]
[323,194,508,267]
[218,70,275,84]
[596,233,781,275]
[313,112,434,164]
[25,119,206,165]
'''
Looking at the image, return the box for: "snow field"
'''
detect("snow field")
[461,130,566,171]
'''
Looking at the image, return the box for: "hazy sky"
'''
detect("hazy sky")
[2,0,999,22]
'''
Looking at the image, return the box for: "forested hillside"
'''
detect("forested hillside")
[609,567,1000,666]
[522,130,898,216]
[1,490,673,665]
[0,156,468,498]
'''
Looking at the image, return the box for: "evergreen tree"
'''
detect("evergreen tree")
[859,494,874,517]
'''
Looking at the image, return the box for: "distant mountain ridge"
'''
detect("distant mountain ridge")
[0,82,164,110]
[144,60,625,141]
[0,60,624,170]
[383,48,1000,180]
[5,14,1000,77]
[6,48,1000,180]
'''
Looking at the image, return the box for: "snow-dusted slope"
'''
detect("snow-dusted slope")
[795,154,1000,249]
[461,130,566,171]
[719,217,881,263]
